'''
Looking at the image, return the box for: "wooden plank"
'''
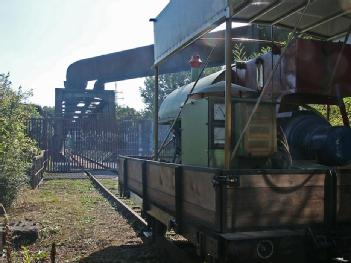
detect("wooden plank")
[238,173,326,188]
[225,172,326,230]
[182,169,216,211]
[234,213,324,228]
[128,178,143,196]
[147,204,174,227]
[118,158,125,184]
[147,163,176,212]
[337,186,351,222]
[182,169,217,227]
[148,187,176,212]
[231,187,325,210]
[336,172,351,222]
[183,201,216,227]
[227,177,326,230]
[147,163,176,194]
[337,172,351,186]
[127,159,143,195]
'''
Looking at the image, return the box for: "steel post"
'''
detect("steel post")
[224,17,233,169]
[153,66,159,160]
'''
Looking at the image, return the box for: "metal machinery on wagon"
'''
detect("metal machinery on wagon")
[118,1,351,262]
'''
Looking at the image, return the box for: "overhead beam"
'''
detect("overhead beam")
[301,10,351,33]
[248,0,283,23]
[271,1,309,25]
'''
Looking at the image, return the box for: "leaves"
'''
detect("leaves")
[310,99,351,126]
[115,105,149,120]
[139,68,221,113]
[233,43,248,61]
[0,73,39,207]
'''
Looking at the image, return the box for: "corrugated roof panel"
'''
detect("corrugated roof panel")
[154,0,351,64]
[258,1,306,22]
[312,16,351,38]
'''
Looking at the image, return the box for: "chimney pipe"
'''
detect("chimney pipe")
[189,54,202,81]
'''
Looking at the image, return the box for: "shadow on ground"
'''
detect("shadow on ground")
[79,244,166,263]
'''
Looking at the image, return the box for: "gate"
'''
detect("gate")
[27,116,154,172]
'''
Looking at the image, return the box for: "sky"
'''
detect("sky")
[0,0,169,110]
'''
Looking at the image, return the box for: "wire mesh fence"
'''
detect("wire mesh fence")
[26,116,171,172]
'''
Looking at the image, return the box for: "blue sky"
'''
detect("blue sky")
[0,0,169,110]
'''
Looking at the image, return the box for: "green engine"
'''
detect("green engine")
[181,97,276,168]
[158,69,277,169]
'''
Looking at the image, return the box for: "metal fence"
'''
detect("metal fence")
[27,116,171,172]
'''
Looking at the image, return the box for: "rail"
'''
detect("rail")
[86,170,198,263]
[29,150,48,189]
[85,170,147,230]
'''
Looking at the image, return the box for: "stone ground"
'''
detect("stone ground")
[2,178,165,263]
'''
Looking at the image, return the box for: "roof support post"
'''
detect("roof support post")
[224,12,233,169]
[153,66,159,160]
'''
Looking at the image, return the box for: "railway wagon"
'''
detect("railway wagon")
[119,157,351,262]
[116,1,351,261]
[118,38,351,262]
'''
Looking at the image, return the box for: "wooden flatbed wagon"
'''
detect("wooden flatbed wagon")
[117,0,351,261]
[118,156,351,261]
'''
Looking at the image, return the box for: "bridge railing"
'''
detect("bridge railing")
[29,150,48,188]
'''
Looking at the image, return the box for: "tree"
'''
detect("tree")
[115,105,144,120]
[0,73,38,207]
[139,71,191,113]
[42,105,55,117]
[139,68,221,113]
[311,99,351,126]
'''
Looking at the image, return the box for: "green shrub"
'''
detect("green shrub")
[0,73,38,208]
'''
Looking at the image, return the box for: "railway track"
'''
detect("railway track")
[85,170,200,263]
[69,153,113,170]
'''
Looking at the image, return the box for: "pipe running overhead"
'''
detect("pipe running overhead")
[64,26,260,91]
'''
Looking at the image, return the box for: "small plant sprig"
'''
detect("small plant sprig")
[21,246,49,263]
[3,209,12,263]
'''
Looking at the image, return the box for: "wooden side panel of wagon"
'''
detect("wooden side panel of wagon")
[182,167,218,230]
[126,158,143,196]
[337,169,351,223]
[224,172,327,231]
[146,161,177,214]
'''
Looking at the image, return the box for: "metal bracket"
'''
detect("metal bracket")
[215,171,240,187]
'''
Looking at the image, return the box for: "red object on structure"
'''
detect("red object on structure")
[189,54,203,68]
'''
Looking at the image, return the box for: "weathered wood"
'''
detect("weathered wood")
[337,186,351,222]
[238,173,326,188]
[147,162,176,212]
[182,169,217,227]
[118,158,125,184]
[183,201,216,227]
[127,159,143,196]
[226,174,326,230]
[331,170,351,222]
[147,204,173,227]
[148,188,176,212]
[121,157,338,237]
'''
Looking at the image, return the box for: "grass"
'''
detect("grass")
[6,179,162,262]
[97,178,118,194]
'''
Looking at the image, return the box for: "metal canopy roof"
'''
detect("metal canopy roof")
[232,0,351,40]
[154,0,351,64]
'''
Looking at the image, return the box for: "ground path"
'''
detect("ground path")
[6,175,164,262]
